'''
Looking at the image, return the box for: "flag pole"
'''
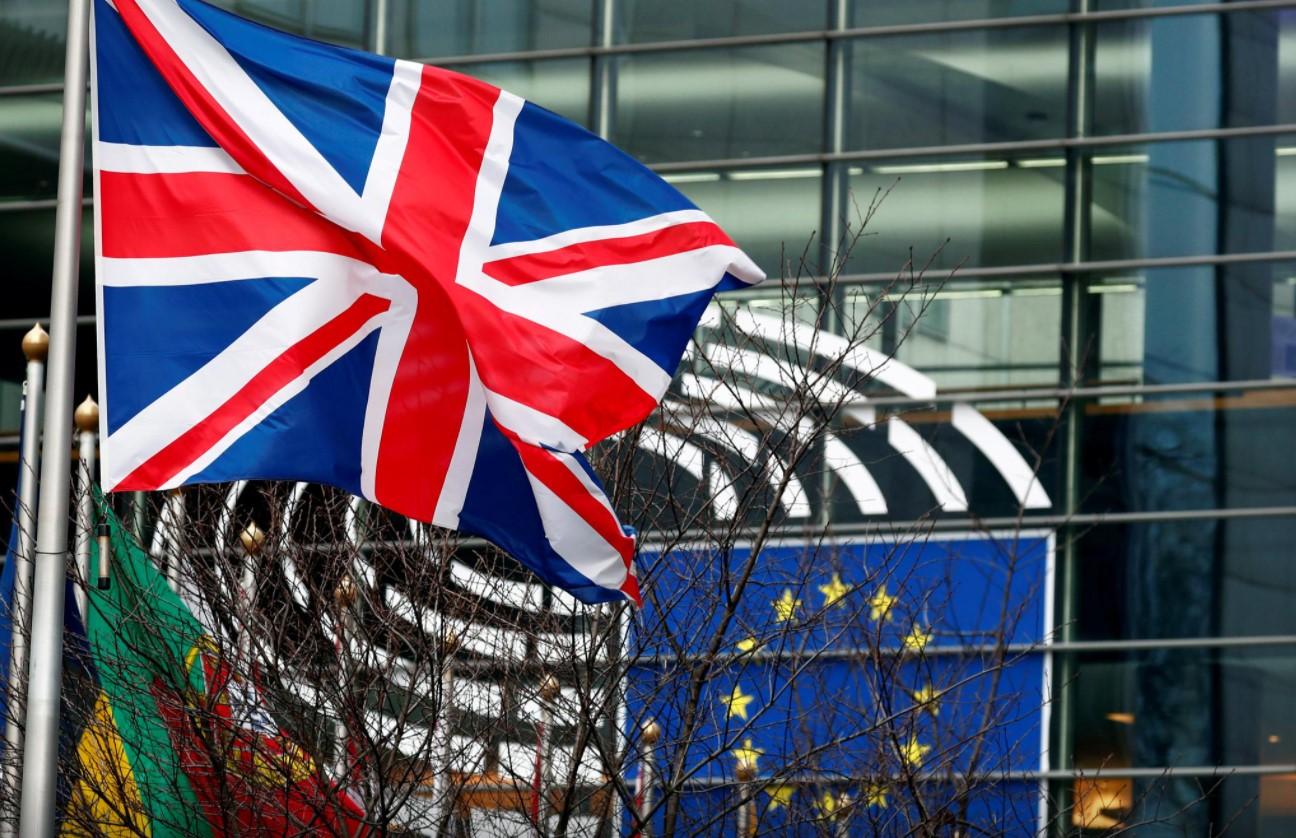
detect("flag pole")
[20,0,91,830]
[2,327,48,838]
[73,397,99,622]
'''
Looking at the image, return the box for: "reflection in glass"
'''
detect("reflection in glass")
[844,156,1066,274]
[460,59,590,128]
[1069,647,1296,832]
[1089,136,1296,263]
[1076,518,1296,640]
[842,279,1063,392]
[852,0,1066,26]
[0,1,66,87]
[1080,398,1296,514]
[1089,266,1296,386]
[0,95,89,200]
[1093,11,1289,137]
[211,0,370,48]
[385,0,590,59]
[847,27,1068,150]
[613,44,824,164]
[616,0,826,43]
[667,167,821,277]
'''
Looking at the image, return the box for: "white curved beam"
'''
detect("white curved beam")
[823,435,887,515]
[951,403,1051,509]
[886,418,969,512]
[686,410,811,519]
[344,495,377,589]
[213,479,248,557]
[636,426,739,520]
[279,481,311,609]
[697,343,860,406]
[384,587,528,662]
[448,559,543,613]
[733,309,938,399]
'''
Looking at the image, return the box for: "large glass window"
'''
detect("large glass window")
[1071,772,1296,835]
[385,0,591,59]
[851,0,1067,27]
[842,278,1064,392]
[613,44,825,164]
[0,94,72,200]
[616,0,826,43]
[1093,10,1292,137]
[1075,518,1296,640]
[844,155,1067,274]
[1089,135,1296,263]
[1068,646,1296,773]
[459,59,591,127]
[1079,398,1296,514]
[1088,264,1296,386]
[667,166,822,278]
[212,0,370,49]
[0,2,66,87]
[847,26,1069,150]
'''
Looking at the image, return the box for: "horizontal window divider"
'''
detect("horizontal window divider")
[650,121,1296,174]
[0,314,93,333]
[640,505,1296,548]
[0,82,66,97]
[6,0,1291,96]
[1054,634,1296,653]
[815,248,1296,286]
[0,197,88,213]
[859,377,1296,407]
[631,634,1296,667]
[417,0,1296,67]
[676,763,1296,787]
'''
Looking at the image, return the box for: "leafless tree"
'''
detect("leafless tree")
[0,192,1242,837]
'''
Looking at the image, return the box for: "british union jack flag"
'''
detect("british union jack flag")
[90,0,762,604]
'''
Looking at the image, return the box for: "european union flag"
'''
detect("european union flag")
[628,532,1054,836]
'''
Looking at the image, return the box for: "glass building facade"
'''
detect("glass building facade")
[4,0,1296,833]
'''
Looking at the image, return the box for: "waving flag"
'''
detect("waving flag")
[66,501,368,836]
[91,0,762,604]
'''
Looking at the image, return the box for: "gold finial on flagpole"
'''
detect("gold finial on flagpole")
[21,324,49,362]
[642,720,661,745]
[540,674,561,703]
[334,575,358,609]
[239,522,266,556]
[73,395,98,432]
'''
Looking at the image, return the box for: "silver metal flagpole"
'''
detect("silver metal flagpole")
[73,397,98,622]
[20,0,91,829]
[2,327,48,838]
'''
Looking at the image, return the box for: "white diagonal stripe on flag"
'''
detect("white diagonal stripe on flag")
[482,210,713,261]
[103,271,405,488]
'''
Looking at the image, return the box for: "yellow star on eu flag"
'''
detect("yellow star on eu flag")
[899,737,932,768]
[720,684,756,720]
[819,573,850,607]
[765,784,796,811]
[733,738,762,773]
[868,586,897,622]
[817,791,849,819]
[736,636,760,653]
[909,683,941,716]
[902,623,932,653]
[863,782,889,809]
[772,589,801,623]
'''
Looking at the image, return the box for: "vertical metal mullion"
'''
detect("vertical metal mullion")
[816,0,850,531]
[590,0,615,139]
[1052,0,1095,833]
[372,0,389,55]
